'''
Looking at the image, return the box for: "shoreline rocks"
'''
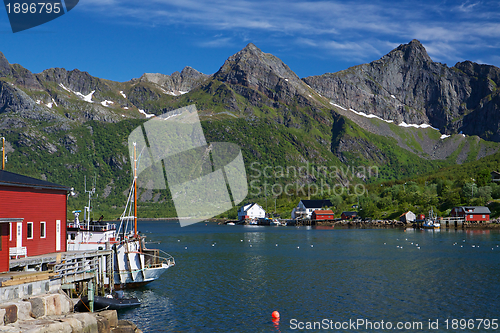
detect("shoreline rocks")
[0,290,142,333]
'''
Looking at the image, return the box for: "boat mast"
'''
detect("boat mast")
[83,175,96,228]
[1,137,5,170]
[134,142,138,237]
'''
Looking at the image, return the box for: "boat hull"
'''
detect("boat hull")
[66,229,175,289]
[113,238,175,288]
[76,296,141,311]
[114,262,173,288]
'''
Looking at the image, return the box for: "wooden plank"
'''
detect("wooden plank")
[0,272,56,286]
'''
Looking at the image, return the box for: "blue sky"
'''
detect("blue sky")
[1,0,499,82]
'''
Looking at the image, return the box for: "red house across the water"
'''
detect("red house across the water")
[312,210,335,221]
[0,170,70,272]
[450,206,491,222]
[341,211,358,220]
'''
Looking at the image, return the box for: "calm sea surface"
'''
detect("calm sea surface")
[118,222,500,332]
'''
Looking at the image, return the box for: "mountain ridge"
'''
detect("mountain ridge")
[303,39,500,141]
[2,40,499,141]
[0,41,499,184]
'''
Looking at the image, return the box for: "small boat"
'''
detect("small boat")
[257,217,272,225]
[422,208,440,229]
[248,218,258,225]
[76,292,141,311]
[270,219,280,226]
[423,219,440,229]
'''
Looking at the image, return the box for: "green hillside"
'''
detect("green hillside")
[4,109,493,221]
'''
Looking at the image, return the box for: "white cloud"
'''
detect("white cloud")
[79,0,500,67]
[199,37,234,48]
[456,1,481,12]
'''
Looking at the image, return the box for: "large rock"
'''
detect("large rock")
[111,320,140,333]
[4,301,30,321]
[59,316,84,332]
[71,312,99,332]
[96,310,118,328]
[0,305,17,324]
[28,293,72,318]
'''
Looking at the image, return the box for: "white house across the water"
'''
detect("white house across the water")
[238,203,266,221]
[291,199,333,219]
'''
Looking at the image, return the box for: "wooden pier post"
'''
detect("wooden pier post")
[88,278,94,312]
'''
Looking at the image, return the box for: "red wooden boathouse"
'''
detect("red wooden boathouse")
[450,206,490,222]
[311,210,335,221]
[0,170,70,267]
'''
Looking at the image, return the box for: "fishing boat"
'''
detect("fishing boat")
[66,143,175,289]
[422,208,440,229]
[112,142,175,289]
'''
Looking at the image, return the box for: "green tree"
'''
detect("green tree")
[478,186,492,202]
[359,200,378,219]
[476,169,491,187]
[462,182,478,200]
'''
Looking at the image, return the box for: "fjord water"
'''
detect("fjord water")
[119,222,500,332]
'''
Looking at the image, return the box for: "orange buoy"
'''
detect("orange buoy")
[272,311,280,319]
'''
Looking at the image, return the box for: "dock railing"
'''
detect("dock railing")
[52,250,112,287]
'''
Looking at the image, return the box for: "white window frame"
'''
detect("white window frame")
[40,221,46,239]
[9,222,12,241]
[27,222,34,240]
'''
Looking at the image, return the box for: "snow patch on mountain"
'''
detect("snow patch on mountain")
[59,83,94,103]
[101,100,114,107]
[138,109,155,118]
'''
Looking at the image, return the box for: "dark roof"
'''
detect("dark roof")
[341,211,358,216]
[300,200,332,208]
[239,203,264,212]
[459,206,491,214]
[0,170,71,192]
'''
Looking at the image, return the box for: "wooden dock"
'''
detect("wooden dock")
[440,217,465,228]
[8,250,113,297]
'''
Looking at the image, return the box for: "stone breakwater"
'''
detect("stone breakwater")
[0,290,142,333]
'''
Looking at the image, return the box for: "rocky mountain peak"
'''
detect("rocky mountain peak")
[213,43,313,106]
[215,43,300,86]
[139,66,208,93]
[238,43,261,56]
[304,39,500,141]
[384,39,432,64]
[179,66,202,76]
[0,52,11,77]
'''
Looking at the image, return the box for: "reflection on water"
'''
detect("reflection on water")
[120,223,500,332]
